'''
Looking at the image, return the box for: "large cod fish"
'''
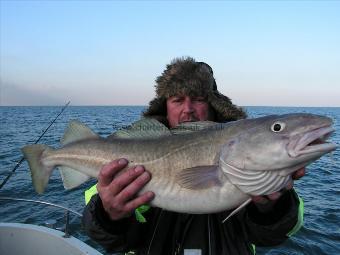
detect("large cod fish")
[22,113,336,214]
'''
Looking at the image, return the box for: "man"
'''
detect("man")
[82,57,304,254]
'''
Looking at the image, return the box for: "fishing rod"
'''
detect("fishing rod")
[0,101,71,190]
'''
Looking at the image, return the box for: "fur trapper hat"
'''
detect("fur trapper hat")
[143,57,247,124]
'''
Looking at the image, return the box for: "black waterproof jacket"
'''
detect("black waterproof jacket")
[82,190,301,255]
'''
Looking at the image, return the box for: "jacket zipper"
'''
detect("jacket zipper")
[174,242,181,255]
[147,213,211,255]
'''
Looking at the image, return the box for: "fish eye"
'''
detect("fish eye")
[271,122,286,132]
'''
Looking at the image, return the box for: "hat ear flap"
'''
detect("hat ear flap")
[143,97,166,116]
[143,97,169,126]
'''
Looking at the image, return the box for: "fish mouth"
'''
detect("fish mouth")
[288,125,336,157]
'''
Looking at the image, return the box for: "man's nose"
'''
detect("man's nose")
[183,99,194,113]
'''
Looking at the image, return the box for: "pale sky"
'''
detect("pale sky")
[1,1,339,107]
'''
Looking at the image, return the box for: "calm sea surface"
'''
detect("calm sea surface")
[0,106,339,255]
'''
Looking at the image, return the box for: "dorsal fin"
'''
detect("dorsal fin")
[61,120,99,145]
[171,121,219,135]
[110,118,171,139]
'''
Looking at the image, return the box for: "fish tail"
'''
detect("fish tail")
[21,144,54,194]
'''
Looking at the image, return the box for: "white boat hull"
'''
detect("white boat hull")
[0,223,103,255]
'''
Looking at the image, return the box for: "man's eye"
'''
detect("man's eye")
[193,98,206,103]
[172,98,183,103]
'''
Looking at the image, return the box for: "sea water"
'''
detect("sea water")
[0,106,339,255]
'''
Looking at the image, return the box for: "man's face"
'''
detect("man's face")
[166,95,213,128]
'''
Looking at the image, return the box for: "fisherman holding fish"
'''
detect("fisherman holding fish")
[81,57,308,254]
[23,57,336,253]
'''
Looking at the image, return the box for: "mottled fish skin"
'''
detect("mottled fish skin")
[22,113,336,214]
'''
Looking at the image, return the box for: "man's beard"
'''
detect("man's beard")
[179,115,199,123]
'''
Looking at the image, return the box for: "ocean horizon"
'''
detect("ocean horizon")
[1,105,340,108]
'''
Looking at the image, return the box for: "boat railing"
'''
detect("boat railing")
[0,196,82,238]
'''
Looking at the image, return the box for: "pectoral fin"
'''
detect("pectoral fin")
[175,165,222,190]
